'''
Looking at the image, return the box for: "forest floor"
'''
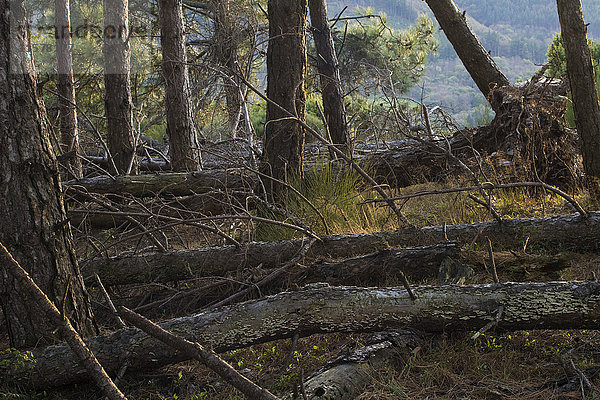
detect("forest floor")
[2,180,600,400]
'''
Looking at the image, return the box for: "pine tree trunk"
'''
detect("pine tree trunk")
[214,0,243,134]
[424,0,510,103]
[0,0,96,349]
[55,0,82,179]
[556,0,600,186]
[159,0,201,171]
[103,0,137,175]
[309,0,348,151]
[263,0,307,196]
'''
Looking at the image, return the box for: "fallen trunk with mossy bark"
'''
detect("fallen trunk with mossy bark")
[81,212,600,287]
[3,281,600,389]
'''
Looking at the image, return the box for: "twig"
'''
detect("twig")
[399,271,416,301]
[471,305,504,340]
[95,274,127,329]
[206,238,316,310]
[300,368,308,400]
[69,209,321,242]
[43,87,118,177]
[363,181,587,216]
[0,241,127,400]
[568,352,594,396]
[243,165,331,235]
[68,187,168,252]
[119,307,280,400]
[281,332,300,373]
[468,193,502,223]
[486,238,500,284]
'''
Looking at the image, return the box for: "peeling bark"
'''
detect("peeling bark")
[3,281,600,388]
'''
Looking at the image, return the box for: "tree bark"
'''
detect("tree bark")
[309,0,348,151]
[423,0,510,104]
[213,0,243,134]
[83,243,459,287]
[0,243,126,400]
[103,0,137,175]
[263,0,307,196]
[63,169,255,198]
[159,0,201,172]
[81,212,600,286]
[0,0,96,348]
[4,281,600,388]
[55,0,83,179]
[556,0,600,184]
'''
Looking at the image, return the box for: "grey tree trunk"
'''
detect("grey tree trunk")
[103,0,137,175]
[556,0,600,187]
[54,0,82,179]
[309,0,348,151]
[424,0,510,104]
[159,0,201,171]
[0,0,96,348]
[263,0,308,196]
[63,169,254,197]
[80,212,600,286]
[82,243,459,286]
[3,281,600,388]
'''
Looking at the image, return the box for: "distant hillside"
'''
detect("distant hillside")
[328,0,600,125]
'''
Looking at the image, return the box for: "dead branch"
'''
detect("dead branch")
[119,307,280,400]
[0,242,127,400]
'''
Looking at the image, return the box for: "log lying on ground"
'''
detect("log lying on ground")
[285,331,423,400]
[3,281,600,389]
[82,212,600,286]
[83,243,459,286]
[63,169,257,198]
[300,243,460,286]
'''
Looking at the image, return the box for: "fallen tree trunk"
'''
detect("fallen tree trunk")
[63,169,257,198]
[83,242,459,286]
[3,281,600,389]
[300,243,459,286]
[285,331,423,400]
[82,212,600,286]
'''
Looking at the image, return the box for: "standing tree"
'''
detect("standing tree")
[309,0,348,151]
[556,0,600,187]
[0,0,96,348]
[424,0,510,105]
[103,0,137,175]
[213,0,242,134]
[263,0,308,196]
[55,0,82,179]
[159,0,201,171]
